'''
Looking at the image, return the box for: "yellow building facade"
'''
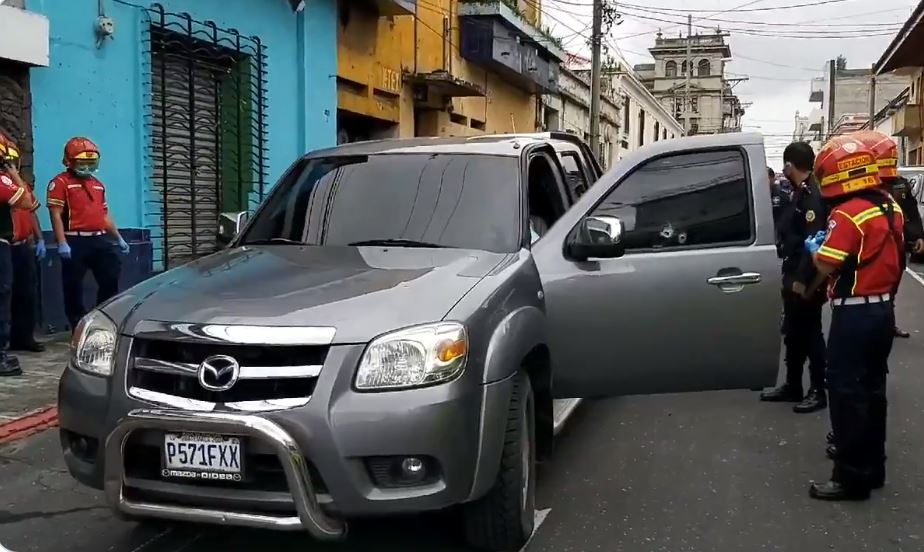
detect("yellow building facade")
[336,0,564,143]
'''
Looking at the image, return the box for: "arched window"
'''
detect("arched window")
[665,60,677,77]
[681,60,688,75]
[698,59,711,76]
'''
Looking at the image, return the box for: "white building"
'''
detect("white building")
[543,54,683,168]
[634,30,744,135]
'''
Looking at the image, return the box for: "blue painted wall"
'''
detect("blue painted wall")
[22,0,337,331]
[27,0,337,231]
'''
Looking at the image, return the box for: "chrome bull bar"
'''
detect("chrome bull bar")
[103,409,347,540]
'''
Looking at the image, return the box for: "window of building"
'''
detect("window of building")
[690,118,700,135]
[665,61,677,77]
[638,110,646,148]
[662,128,668,140]
[698,59,710,76]
[149,15,269,270]
[654,121,660,142]
[691,96,699,113]
[623,95,631,135]
[590,149,752,251]
[681,60,688,75]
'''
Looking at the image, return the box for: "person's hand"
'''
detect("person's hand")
[5,163,20,180]
[914,238,924,254]
[117,237,130,255]
[792,281,807,297]
[805,230,826,254]
[58,241,71,260]
[35,239,46,261]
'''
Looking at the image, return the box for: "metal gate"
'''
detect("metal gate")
[0,59,33,185]
[146,5,268,269]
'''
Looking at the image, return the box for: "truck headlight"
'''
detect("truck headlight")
[71,310,117,377]
[355,323,468,391]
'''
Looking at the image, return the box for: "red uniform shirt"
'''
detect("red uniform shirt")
[0,172,27,207]
[0,171,36,242]
[13,205,36,242]
[816,192,905,298]
[46,172,109,232]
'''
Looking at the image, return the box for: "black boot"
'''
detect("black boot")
[0,354,22,377]
[794,388,827,413]
[826,444,837,460]
[894,326,910,338]
[809,480,870,501]
[760,384,803,402]
[826,431,835,444]
[9,341,44,353]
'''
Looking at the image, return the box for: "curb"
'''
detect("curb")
[0,406,58,445]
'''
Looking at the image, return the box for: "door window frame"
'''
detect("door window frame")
[568,146,757,255]
[522,146,572,248]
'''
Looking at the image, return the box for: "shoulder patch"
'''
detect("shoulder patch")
[0,175,12,186]
[48,180,55,191]
[806,210,816,222]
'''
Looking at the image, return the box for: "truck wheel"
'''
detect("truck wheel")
[464,372,536,551]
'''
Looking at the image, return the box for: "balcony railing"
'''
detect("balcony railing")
[458,0,564,94]
[893,103,923,138]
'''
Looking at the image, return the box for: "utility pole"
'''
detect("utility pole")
[868,62,877,129]
[827,58,836,139]
[589,0,604,155]
[685,14,692,135]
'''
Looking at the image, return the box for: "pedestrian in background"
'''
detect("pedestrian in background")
[0,132,40,376]
[760,142,828,413]
[46,137,129,331]
[806,134,903,501]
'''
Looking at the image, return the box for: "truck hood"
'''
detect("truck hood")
[108,246,506,343]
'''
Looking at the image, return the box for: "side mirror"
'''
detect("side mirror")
[217,211,249,247]
[567,215,626,261]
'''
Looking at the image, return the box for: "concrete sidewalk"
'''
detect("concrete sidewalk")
[0,336,68,424]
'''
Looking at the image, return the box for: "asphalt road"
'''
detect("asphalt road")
[4,271,924,552]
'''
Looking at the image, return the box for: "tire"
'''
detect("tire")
[464,372,536,551]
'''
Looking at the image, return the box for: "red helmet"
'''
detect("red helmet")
[851,130,899,180]
[814,135,881,199]
[0,131,21,168]
[63,137,100,176]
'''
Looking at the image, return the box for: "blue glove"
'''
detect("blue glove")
[35,239,46,261]
[117,237,130,255]
[58,241,71,260]
[804,230,827,255]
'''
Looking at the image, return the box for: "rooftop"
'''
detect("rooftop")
[875,0,924,74]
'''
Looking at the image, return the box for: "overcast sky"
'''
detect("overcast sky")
[544,0,919,167]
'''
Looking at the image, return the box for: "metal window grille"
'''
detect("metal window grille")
[144,4,268,270]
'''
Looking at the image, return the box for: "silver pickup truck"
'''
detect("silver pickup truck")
[58,132,781,551]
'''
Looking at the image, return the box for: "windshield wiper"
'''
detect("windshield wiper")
[243,237,308,246]
[348,239,447,248]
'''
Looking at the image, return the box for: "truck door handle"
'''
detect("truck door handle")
[707,272,762,286]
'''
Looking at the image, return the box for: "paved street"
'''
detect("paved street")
[3,272,924,552]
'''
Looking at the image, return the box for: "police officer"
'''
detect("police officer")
[47,137,129,331]
[806,134,903,500]
[0,132,40,376]
[760,142,828,413]
[853,131,924,338]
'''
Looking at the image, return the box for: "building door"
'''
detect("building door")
[148,15,268,270]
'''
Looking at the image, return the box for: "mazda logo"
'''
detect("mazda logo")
[197,355,241,392]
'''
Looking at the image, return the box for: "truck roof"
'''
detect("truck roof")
[306,135,547,159]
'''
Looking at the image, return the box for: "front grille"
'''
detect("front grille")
[129,338,327,403]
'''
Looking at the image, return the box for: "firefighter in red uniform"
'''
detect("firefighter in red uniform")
[47,137,129,331]
[806,135,904,501]
[0,132,40,376]
[3,133,46,353]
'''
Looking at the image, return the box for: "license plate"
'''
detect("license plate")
[162,432,243,482]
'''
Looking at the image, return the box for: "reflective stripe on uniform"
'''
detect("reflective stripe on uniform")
[8,187,24,206]
[818,245,850,261]
[820,163,879,186]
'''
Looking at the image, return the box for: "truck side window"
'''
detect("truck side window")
[527,153,568,241]
[559,152,590,199]
[591,149,753,251]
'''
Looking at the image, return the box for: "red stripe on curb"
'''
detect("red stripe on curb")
[0,406,58,445]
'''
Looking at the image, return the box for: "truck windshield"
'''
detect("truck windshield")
[241,153,521,253]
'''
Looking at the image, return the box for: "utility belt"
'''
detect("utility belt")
[64,230,106,237]
[831,293,892,308]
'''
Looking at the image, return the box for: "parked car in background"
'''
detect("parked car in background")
[58,132,781,551]
[900,166,924,262]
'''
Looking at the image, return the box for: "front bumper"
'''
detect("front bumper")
[58,343,514,531]
[105,409,345,539]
